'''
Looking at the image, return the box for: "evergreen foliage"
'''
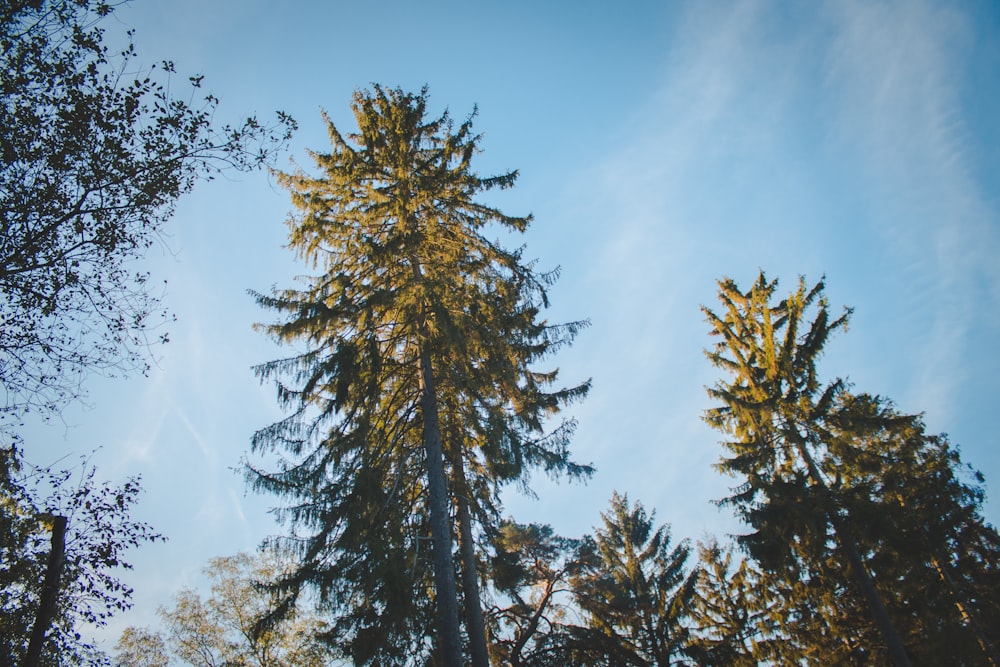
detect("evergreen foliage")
[703,271,1000,665]
[249,86,589,665]
[689,541,783,665]
[567,492,697,665]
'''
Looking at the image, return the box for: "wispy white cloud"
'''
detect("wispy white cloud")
[120,406,168,465]
[171,402,220,468]
[820,0,1000,421]
[64,2,1000,652]
[529,0,806,542]
[194,489,227,528]
[228,486,248,525]
[530,0,1000,540]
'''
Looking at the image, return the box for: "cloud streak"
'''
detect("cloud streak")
[531,0,1000,541]
[820,0,1000,422]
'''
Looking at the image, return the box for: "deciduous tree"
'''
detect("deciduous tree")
[2,2,291,661]
[0,455,162,665]
[486,521,583,666]
[116,552,332,667]
[114,626,169,667]
[0,0,294,424]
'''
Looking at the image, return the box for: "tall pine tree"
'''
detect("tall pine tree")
[249,86,589,665]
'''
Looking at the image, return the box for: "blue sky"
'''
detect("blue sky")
[23,0,1000,650]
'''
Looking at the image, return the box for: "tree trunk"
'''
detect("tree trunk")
[25,514,67,667]
[831,518,913,667]
[796,443,912,667]
[407,246,464,666]
[930,555,999,666]
[417,346,464,667]
[453,457,490,667]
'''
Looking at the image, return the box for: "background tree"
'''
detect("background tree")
[703,273,904,664]
[688,540,783,666]
[0,0,294,425]
[249,85,589,665]
[114,627,169,667]
[2,1,292,661]
[115,551,332,667]
[702,272,1000,665]
[829,393,1000,665]
[566,492,697,666]
[0,456,162,666]
[486,521,584,666]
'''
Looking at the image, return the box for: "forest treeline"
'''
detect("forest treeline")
[2,2,999,666]
[116,87,1000,666]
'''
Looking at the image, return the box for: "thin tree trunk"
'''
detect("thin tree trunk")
[831,518,912,667]
[417,346,464,667]
[931,555,999,666]
[795,443,912,667]
[893,491,998,666]
[25,514,67,667]
[510,577,558,666]
[408,247,464,666]
[453,456,490,667]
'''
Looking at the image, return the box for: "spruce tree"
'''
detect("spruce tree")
[831,394,1000,665]
[249,86,589,665]
[690,541,782,666]
[567,492,697,665]
[703,272,1000,666]
[703,273,909,665]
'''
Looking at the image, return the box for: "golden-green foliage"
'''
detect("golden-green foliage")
[703,272,1000,665]
[248,86,589,664]
[116,552,332,667]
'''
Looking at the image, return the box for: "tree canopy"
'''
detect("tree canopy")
[116,552,332,667]
[702,272,1000,666]
[1,457,162,666]
[8,7,995,655]
[1,0,293,660]
[0,0,294,424]
[567,492,697,665]
[249,85,589,665]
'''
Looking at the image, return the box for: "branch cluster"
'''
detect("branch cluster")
[0,0,295,422]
